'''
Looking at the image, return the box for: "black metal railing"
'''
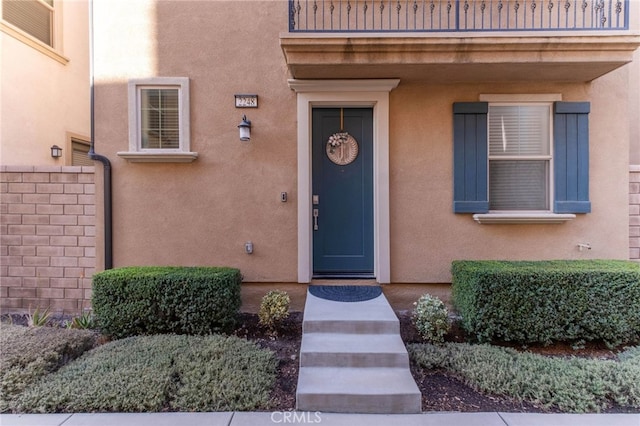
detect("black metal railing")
[289,0,629,32]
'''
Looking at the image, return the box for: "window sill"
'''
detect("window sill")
[1,22,69,65]
[473,213,576,224]
[117,151,198,163]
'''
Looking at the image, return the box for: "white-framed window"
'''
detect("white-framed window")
[2,0,54,46]
[488,103,552,212]
[119,77,197,163]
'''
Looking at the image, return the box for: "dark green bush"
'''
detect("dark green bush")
[92,266,242,338]
[451,260,640,346]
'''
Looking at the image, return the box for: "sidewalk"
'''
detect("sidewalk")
[1,412,639,426]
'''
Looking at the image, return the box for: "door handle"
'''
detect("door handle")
[313,209,319,231]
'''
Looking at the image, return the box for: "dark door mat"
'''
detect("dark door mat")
[308,285,382,302]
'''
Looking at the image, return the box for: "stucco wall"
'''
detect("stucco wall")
[632,169,640,261]
[0,166,96,314]
[630,48,640,166]
[0,0,90,166]
[93,0,635,283]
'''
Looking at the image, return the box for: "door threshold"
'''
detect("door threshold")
[311,276,377,286]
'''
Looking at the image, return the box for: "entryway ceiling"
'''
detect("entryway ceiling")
[280,34,640,83]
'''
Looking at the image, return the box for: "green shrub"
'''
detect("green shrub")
[11,334,276,413]
[92,266,242,338]
[412,294,450,344]
[258,290,290,331]
[0,325,97,412]
[65,311,96,330]
[408,343,640,412]
[26,307,50,327]
[451,260,640,346]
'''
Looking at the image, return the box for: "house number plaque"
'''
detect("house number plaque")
[234,94,258,108]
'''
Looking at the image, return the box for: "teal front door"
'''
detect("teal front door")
[312,108,374,277]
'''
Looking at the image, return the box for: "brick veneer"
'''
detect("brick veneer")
[1,166,96,314]
[631,167,640,262]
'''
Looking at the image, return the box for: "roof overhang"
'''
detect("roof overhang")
[280,33,640,83]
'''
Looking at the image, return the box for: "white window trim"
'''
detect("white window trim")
[477,94,574,224]
[0,0,69,64]
[119,77,197,163]
[473,213,575,224]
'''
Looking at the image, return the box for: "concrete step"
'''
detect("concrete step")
[302,292,400,334]
[296,366,422,414]
[300,333,410,368]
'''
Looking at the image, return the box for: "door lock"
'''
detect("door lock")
[313,208,319,231]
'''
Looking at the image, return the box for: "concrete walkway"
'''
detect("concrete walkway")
[1,412,639,426]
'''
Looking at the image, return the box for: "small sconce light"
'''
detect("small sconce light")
[238,115,251,141]
[50,145,63,158]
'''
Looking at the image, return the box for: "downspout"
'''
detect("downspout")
[88,0,113,270]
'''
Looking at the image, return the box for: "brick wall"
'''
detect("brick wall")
[1,166,96,314]
[632,167,640,262]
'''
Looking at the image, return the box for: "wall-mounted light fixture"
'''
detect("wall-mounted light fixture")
[238,115,251,141]
[50,145,63,158]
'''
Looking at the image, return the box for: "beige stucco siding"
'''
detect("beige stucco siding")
[389,78,630,282]
[93,0,635,283]
[0,0,90,166]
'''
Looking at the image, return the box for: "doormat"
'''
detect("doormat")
[308,285,382,302]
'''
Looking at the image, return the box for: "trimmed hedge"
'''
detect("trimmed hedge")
[451,260,640,346]
[92,267,241,338]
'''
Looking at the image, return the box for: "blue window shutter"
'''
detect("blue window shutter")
[453,102,489,213]
[553,102,591,214]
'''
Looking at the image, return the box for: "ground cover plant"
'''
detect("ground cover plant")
[0,324,97,412]
[408,342,640,413]
[8,333,277,413]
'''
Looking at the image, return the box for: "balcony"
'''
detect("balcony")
[280,0,640,82]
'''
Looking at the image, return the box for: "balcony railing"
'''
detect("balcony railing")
[288,0,629,32]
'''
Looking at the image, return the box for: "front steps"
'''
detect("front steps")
[296,290,421,414]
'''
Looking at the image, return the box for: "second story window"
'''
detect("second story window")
[2,0,54,47]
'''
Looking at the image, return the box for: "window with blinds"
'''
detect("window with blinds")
[140,88,180,149]
[71,140,92,166]
[124,77,193,162]
[488,104,552,211]
[2,0,54,47]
